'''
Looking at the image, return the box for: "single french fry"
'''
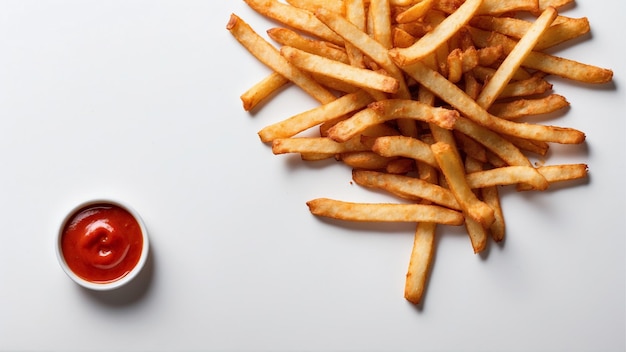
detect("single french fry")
[538,0,574,12]
[482,185,505,242]
[306,198,465,225]
[259,90,373,142]
[352,170,461,209]
[498,75,553,99]
[538,164,588,183]
[327,101,458,142]
[240,72,290,111]
[465,166,549,190]
[463,72,482,100]
[338,151,395,169]
[386,158,415,174]
[502,135,550,156]
[392,26,417,48]
[463,156,489,253]
[267,27,349,63]
[447,47,479,83]
[454,131,488,163]
[372,135,438,168]
[488,94,569,120]
[395,0,435,24]
[478,0,539,15]
[285,0,345,14]
[227,14,336,104]
[369,0,393,49]
[404,222,436,304]
[281,46,399,94]
[477,45,504,66]
[472,65,532,82]
[368,99,458,129]
[343,0,367,68]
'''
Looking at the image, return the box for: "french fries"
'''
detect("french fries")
[306,198,464,225]
[228,0,612,305]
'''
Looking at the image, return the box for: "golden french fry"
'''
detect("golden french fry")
[538,0,574,12]
[338,151,395,169]
[488,94,569,120]
[353,170,461,209]
[395,0,434,24]
[463,156,489,253]
[372,135,438,168]
[430,0,461,14]
[369,99,458,129]
[327,100,458,142]
[258,90,373,142]
[272,136,371,155]
[343,0,367,68]
[464,216,488,253]
[388,0,483,66]
[240,72,290,111]
[482,185,505,242]
[538,164,588,183]
[465,166,549,190]
[243,0,343,45]
[477,45,504,66]
[454,130,487,163]
[227,14,336,104]
[306,198,465,225]
[472,65,532,82]
[369,0,393,49]
[502,135,550,156]
[281,46,399,93]
[386,158,415,174]
[478,0,539,15]
[447,47,479,83]
[395,21,432,38]
[463,72,482,100]
[431,142,495,228]
[267,27,349,63]
[285,0,345,14]
[498,75,553,99]
[447,49,464,83]
[392,26,416,48]
[390,0,422,5]
[404,222,436,304]
[535,17,591,51]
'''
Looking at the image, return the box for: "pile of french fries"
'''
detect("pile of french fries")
[227,0,613,305]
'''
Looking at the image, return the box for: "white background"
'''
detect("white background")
[0,1,624,351]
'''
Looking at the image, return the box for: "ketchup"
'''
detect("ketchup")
[61,203,143,283]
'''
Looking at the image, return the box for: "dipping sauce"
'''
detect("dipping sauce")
[60,203,143,284]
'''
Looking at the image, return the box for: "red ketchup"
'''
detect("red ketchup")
[61,203,143,283]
